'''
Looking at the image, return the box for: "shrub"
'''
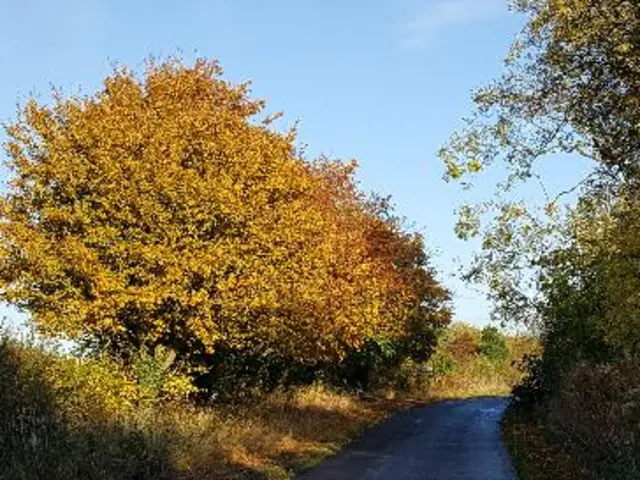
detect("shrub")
[426,349,455,377]
[0,335,173,479]
[0,331,392,479]
[546,360,640,480]
[478,326,509,364]
[442,323,479,360]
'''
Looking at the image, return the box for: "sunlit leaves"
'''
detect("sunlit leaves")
[0,57,451,367]
[440,0,640,328]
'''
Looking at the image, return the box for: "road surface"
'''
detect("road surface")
[299,397,515,480]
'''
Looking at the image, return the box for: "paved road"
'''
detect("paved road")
[299,397,515,480]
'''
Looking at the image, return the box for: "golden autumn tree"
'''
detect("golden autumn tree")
[306,160,451,360]
[0,58,450,367]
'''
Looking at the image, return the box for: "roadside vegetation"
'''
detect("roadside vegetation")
[424,323,538,400]
[0,57,537,479]
[443,1,640,478]
[9,2,634,478]
[0,58,445,479]
[0,318,533,479]
[0,329,392,479]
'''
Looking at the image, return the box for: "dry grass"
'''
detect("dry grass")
[0,327,537,479]
[502,407,590,480]
[166,384,393,479]
[203,332,536,478]
[424,356,522,400]
[0,337,396,480]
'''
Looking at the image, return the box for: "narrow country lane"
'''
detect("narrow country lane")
[299,397,515,480]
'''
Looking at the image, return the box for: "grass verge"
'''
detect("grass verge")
[0,333,406,480]
[178,384,400,479]
[1,324,532,479]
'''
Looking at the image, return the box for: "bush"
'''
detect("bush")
[478,326,509,364]
[545,360,640,480]
[0,331,393,479]
[0,335,173,479]
[443,324,479,360]
[426,349,455,377]
[418,323,530,399]
[507,358,640,480]
[192,328,443,401]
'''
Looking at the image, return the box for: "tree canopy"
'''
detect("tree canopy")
[441,0,640,332]
[0,58,451,366]
[441,0,640,403]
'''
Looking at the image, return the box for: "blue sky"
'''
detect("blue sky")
[0,0,583,327]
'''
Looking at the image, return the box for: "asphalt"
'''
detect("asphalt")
[298,397,516,480]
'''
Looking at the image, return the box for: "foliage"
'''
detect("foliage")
[0,57,451,372]
[505,360,640,480]
[193,326,441,400]
[444,1,640,477]
[440,323,479,360]
[0,334,173,479]
[132,347,196,400]
[442,0,640,384]
[0,331,393,480]
[478,326,509,363]
[426,349,455,377]
[442,0,640,184]
[546,360,640,479]
[440,0,640,328]
[502,406,590,480]
[422,323,535,399]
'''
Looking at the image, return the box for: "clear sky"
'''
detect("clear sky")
[0,0,571,327]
